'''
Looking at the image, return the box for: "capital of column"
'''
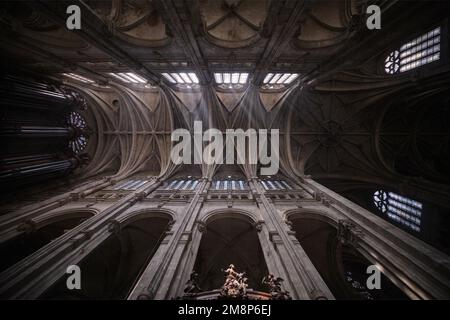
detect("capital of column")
[337,219,363,246]
[253,220,264,232]
[197,221,207,233]
[107,219,121,234]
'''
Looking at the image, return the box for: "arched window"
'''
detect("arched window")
[261,179,292,190]
[384,27,441,74]
[111,179,148,190]
[373,190,422,232]
[384,50,400,74]
[212,179,248,190]
[261,73,299,90]
[161,72,200,90]
[68,111,88,154]
[165,177,200,190]
[214,72,249,90]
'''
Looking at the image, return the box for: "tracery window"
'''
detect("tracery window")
[161,72,200,89]
[166,178,199,190]
[68,111,88,154]
[108,72,147,84]
[212,179,248,191]
[62,73,95,84]
[261,179,292,191]
[214,72,249,90]
[373,190,422,232]
[385,27,441,74]
[261,73,299,90]
[111,179,148,191]
[384,50,400,74]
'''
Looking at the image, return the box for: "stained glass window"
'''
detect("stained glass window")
[212,180,247,190]
[385,27,441,74]
[261,73,299,90]
[161,72,200,89]
[112,179,148,190]
[261,180,291,190]
[68,111,88,154]
[373,190,422,232]
[166,178,200,190]
[385,50,400,74]
[214,72,249,90]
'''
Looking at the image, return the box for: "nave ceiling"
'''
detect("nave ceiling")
[1,0,449,206]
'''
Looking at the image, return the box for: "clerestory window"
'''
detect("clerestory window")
[373,190,422,232]
[385,27,441,74]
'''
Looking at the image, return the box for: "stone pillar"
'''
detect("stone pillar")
[128,179,209,300]
[248,178,334,300]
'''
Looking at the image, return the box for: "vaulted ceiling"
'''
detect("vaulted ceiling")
[0,0,366,85]
[1,0,449,207]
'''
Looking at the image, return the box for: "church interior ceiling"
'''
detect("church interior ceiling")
[1,0,448,187]
[0,0,450,302]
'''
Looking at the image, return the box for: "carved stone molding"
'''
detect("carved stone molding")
[166,220,175,231]
[57,197,71,206]
[314,192,323,201]
[284,219,294,231]
[69,192,80,200]
[262,273,292,300]
[322,198,333,207]
[268,231,282,244]
[337,219,363,246]
[253,221,264,232]
[66,91,88,110]
[134,192,147,202]
[69,229,94,248]
[157,202,165,208]
[136,293,152,300]
[180,232,192,244]
[197,221,207,233]
[253,193,263,205]
[107,219,121,234]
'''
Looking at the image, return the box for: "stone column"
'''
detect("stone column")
[128,178,209,300]
[248,178,334,300]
